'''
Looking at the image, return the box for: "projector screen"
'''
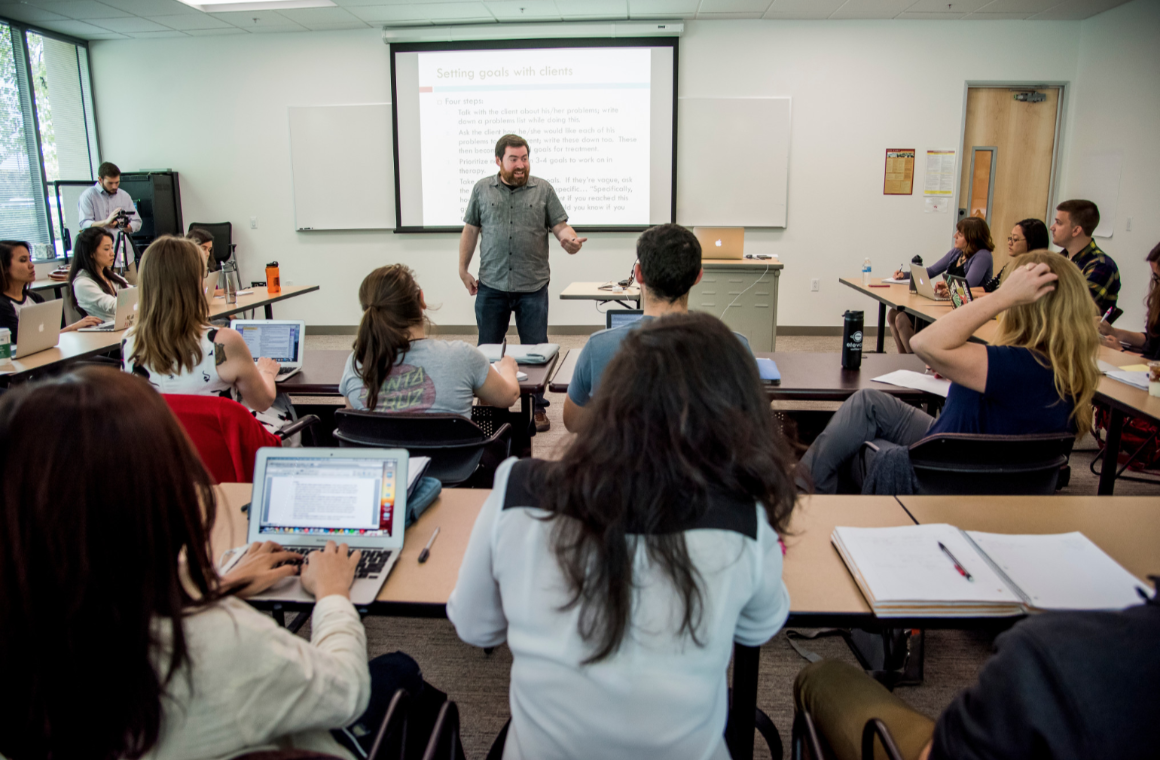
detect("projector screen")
[390,39,677,232]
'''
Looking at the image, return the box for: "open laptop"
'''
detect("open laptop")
[910,263,949,302]
[221,448,409,605]
[606,309,645,330]
[78,287,139,331]
[13,299,62,358]
[693,227,745,260]
[203,271,219,307]
[945,274,973,309]
[231,319,306,380]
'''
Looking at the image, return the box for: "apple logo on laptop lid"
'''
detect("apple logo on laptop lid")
[715,239,722,247]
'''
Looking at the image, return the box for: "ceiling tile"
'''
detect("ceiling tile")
[830,0,915,18]
[126,28,188,35]
[696,10,764,16]
[905,0,988,11]
[297,19,368,27]
[897,10,964,16]
[763,0,846,19]
[149,12,232,27]
[90,14,171,29]
[556,0,627,19]
[484,1,560,21]
[274,5,359,23]
[627,0,699,17]
[1030,0,1130,19]
[38,1,133,19]
[962,10,1032,17]
[0,4,68,21]
[99,0,201,15]
[974,0,1055,9]
[183,25,245,32]
[350,2,491,21]
[247,23,308,31]
[208,8,300,25]
[88,32,131,37]
[697,0,770,11]
[35,17,118,34]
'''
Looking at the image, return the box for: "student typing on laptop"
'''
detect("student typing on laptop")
[122,236,297,437]
[887,218,995,353]
[339,264,520,417]
[67,227,132,322]
[563,223,753,433]
[1,241,100,338]
[0,367,451,760]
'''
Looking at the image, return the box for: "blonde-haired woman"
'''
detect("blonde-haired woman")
[122,236,294,434]
[802,250,1099,493]
[339,264,520,416]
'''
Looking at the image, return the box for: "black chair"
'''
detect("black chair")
[861,718,904,760]
[791,710,830,760]
[420,701,460,760]
[862,432,1075,495]
[333,409,512,487]
[367,688,410,760]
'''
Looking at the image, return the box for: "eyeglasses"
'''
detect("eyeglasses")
[1007,237,1025,244]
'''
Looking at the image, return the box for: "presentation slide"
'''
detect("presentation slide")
[393,40,676,230]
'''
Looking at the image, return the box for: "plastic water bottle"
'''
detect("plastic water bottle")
[0,328,12,369]
[861,258,872,286]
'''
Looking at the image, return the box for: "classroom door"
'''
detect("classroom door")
[958,87,1061,273]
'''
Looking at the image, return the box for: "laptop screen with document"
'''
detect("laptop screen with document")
[258,457,399,538]
[233,320,304,364]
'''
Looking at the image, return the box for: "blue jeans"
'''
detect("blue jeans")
[475,281,550,410]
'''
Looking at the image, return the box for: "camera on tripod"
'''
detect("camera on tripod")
[111,208,132,228]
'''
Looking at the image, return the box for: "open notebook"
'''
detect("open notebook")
[832,524,1148,617]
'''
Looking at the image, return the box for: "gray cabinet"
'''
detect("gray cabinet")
[689,260,783,352]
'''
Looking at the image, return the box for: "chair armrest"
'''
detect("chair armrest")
[276,414,319,441]
[861,718,904,760]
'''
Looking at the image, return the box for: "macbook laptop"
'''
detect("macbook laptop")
[693,227,745,260]
[910,264,949,302]
[221,448,409,605]
[231,318,306,380]
[945,275,973,309]
[13,299,62,358]
[606,309,645,330]
[78,287,139,331]
[203,271,219,307]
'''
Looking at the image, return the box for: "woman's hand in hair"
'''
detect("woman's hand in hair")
[999,261,1058,306]
[61,316,103,333]
[220,541,302,597]
[300,541,360,600]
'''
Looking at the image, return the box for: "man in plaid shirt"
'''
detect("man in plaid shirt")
[1051,199,1120,315]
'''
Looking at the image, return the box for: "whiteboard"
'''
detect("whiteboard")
[676,97,790,228]
[288,104,395,231]
[1078,151,1121,239]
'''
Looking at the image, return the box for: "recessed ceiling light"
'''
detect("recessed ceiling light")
[176,0,335,12]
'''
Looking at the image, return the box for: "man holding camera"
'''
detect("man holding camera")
[78,162,141,269]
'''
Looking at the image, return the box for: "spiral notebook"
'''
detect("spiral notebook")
[832,524,1148,618]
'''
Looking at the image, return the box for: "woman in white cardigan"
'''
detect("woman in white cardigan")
[68,226,130,321]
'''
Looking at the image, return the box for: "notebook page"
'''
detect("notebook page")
[966,532,1148,611]
[834,525,1020,604]
[872,370,951,398]
[408,457,431,490]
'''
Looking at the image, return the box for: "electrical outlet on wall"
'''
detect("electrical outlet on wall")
[250,216,258,229]
[811,278,820,292]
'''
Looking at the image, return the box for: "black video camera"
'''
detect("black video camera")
[112,208,132,228]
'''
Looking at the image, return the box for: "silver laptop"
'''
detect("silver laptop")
[13,299,62,358]
[221,448,409,605]
[910,263,949,301]
[78,287,139,331]
[230,318,306,380]
[693,227,745,260]
[606,309,645,330]
[203,271,219,307]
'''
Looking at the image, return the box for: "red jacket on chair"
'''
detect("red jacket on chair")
[163,394,281,483]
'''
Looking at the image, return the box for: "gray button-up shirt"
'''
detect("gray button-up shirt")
[78,182,142,234]
[463,174,568,293]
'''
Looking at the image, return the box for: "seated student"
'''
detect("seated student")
[801,252,1100,494]
[0,367,443,760]
[340,264,520,416]
[795,590,1160,760]
[67,226,130,321]
[888,218,995,353]
[449,313,795,760]
[1051,198,1120,314]
[982,218,1050,292]
[122,236,295,435]
[563,222,751,432]
[187,227,217,270]
[1,240,100,336]
[1098,240,1160,359]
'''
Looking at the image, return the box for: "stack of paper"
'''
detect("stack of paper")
[872,370,951,398]
[478,343,560,364]
[1106,370,1149,390]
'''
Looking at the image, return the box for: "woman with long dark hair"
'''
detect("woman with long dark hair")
[340,264,520,415]
[1098,241,1160,359]
[0,367,431,760]
[982,218,1051,292]
[1,240,100,336]
[68,226,130,320]
[448,312,797,759]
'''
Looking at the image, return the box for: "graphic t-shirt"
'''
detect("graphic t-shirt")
[339,339,492,418]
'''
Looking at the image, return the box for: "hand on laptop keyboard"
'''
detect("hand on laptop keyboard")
[219,541,305,598]
[299,540,362,599]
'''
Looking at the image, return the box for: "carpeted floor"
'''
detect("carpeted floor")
[297,330,1157,758]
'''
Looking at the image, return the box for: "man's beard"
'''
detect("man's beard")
[500,167,529,187]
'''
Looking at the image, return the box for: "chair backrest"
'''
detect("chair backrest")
[334,409,504,486]
[420,701,460,760]
[62,288,86,324]
[188,222,233,266]
[908,432,1075,495]
[861,719,904,760]
[163,393,281,483]
[234,752,342,760]
[367,689,410,760]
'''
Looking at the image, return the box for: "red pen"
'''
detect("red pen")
[869,284,890,288]
[938,541,974,581]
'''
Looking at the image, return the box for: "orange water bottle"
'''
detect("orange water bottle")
[265,261,281,295]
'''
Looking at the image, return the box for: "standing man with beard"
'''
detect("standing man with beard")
[459,134,586,432]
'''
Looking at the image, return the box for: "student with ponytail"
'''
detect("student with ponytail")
[339,264,521,417]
